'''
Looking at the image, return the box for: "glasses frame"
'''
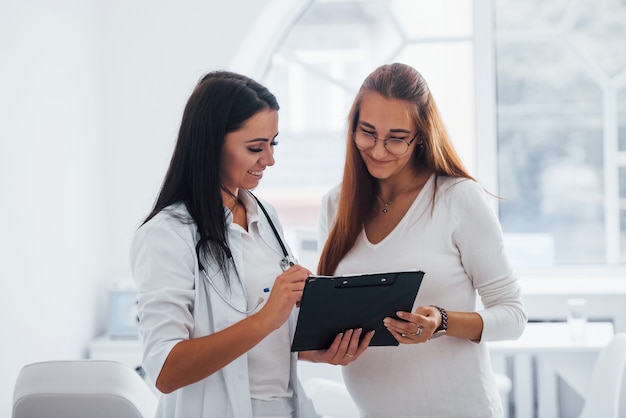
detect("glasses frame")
[352,129,418,156]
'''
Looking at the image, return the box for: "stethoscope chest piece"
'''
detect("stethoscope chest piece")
[280,257,294,272]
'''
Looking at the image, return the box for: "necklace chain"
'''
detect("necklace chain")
[376,174,420,214]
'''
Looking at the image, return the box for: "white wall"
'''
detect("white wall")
[0,0,281,415]
[0,0,105,414]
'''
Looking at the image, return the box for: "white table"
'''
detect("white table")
[488,321,615,418]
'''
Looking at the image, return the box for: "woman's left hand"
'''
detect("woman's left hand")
[298,328,375,365]
[383,305,441,344]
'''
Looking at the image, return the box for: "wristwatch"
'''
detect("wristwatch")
[431,305,448,338]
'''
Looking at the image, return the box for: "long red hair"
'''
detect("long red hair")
[317,63,475,275]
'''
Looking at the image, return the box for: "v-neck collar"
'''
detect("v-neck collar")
[363,173,435,247]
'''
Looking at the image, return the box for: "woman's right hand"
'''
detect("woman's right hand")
[257,264,311,329]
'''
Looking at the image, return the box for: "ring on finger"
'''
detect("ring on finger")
[344,353,354,358]
[412,325,423,336]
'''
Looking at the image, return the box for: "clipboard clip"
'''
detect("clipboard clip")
[334,274,397,288]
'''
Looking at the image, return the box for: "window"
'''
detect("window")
[495,0,626,265]
[253,0,626,269]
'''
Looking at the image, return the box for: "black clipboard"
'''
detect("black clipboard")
[291,270,425,352]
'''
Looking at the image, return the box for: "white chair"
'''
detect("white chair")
[579,332,626,418]
[13,359,158,418]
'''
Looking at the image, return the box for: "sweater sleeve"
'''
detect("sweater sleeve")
[450,180,527,341]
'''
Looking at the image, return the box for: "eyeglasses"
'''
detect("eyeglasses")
[353,130,418,156]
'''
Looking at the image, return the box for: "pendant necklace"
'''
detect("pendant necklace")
[377,174,419,214]
[378,196,392,214]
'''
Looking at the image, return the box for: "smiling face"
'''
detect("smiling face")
[220,108,279,198]
[355,92,418,181]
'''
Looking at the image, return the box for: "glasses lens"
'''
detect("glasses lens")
[354,131,376,149]
[353,131,412,155]
[385,139,409,155]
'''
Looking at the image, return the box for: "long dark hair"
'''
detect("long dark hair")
[142,71,279,276]
[318,63,474,275]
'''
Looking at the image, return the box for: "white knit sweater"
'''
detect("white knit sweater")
[318,174,527,418]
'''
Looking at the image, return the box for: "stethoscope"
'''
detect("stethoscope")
[196,192,295,314]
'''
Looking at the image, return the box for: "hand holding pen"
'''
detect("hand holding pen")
[255,262,310,330]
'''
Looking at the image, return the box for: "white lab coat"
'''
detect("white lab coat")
[130,193,316,418]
